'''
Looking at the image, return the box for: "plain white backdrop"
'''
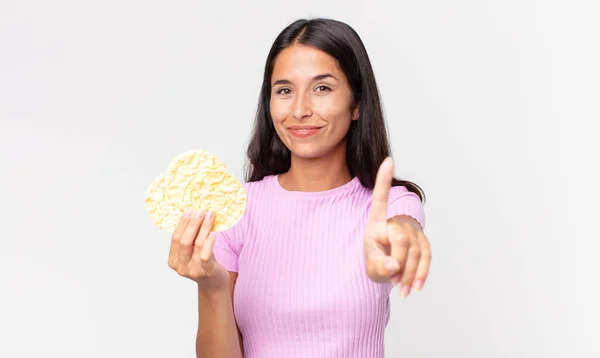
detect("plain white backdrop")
[0,0,598,357]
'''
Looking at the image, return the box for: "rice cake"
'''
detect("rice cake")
[144,173,177,231]
[182,170,246,232]
[166,149,227,175]
[150,150,225,231]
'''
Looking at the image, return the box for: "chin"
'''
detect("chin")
[287,145,328,160]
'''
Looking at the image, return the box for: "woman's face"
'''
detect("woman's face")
[270,44,359,160]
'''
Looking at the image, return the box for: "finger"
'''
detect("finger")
[168,208,192,268]
[179,210,205,262]
[199,231,217,262]
[367,157,394,224]
[399,232,420,298]
[173,208,193,240]
[364,237,398,282]
[190,231,215,275]
[387,222,409,282]
[196,211,215,248]
[369,256,400,283]
[412,233,431,292]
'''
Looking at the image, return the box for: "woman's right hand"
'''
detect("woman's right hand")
[167,209,229,292]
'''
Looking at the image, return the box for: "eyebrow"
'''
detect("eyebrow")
[272,73,338,86]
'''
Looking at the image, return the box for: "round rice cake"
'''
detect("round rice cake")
[155,150,227,231]
[182,170,246,232]
[144,173,181,231]
[145,150,228,232]
[166,149,226,175]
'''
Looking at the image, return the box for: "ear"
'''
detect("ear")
[351,104,360,121]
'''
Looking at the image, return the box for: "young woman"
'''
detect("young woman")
[168,18,432,358]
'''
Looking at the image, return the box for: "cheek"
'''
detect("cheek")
[316,92,352,120]
[319,103,352,129]
[269,101,288,142]
[269,100,287,125]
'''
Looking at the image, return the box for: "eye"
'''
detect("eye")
[276,87,292,95]
[315,85,331,92]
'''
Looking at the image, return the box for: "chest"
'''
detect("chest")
[239,200,368,287]
[232,203,390,335]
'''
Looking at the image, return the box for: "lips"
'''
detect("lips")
[287,125,323,138]
[288,126,322,130]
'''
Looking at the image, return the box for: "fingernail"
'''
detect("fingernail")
[195,210,204,219]
[206,211,213,220]
[399,284,411,298]
[183,208,192,218]
[412,280,423,292]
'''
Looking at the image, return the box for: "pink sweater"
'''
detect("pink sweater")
[213,174,425,358]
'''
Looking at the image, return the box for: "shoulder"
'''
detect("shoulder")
[363,184,425,227]
[388,185,420,202]
[386,185,425,228]
[241,175,274,199]
[242,175,274,189]
[235,175,276,219]
[363,184,421,205]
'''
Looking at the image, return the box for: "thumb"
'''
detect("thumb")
[366,252,400,283]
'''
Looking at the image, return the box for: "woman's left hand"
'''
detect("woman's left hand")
[364,157,432,298]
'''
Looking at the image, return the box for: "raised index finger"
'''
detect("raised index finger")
[368,157,394,224]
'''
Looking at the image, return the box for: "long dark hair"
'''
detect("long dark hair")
[244,18,425,202]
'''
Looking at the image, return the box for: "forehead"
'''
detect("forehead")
[271,44,342,80]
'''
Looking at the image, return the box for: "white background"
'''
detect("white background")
[0,0,598,357]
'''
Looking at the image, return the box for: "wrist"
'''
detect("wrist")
[197,284,229,300]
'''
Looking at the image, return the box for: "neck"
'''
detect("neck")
[279,142,353,192]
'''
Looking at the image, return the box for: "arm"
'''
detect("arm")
[230,273,244,355]
[195,272,243,358]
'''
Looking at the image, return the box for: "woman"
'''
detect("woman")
[168,18,432,358]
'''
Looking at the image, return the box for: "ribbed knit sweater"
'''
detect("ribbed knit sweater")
[213,174,425,358]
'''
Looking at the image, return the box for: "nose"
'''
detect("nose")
[292,92,312,120]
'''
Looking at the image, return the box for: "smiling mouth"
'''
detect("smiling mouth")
[287,126,324,138]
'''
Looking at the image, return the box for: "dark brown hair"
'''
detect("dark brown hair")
[244,18,425,202]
